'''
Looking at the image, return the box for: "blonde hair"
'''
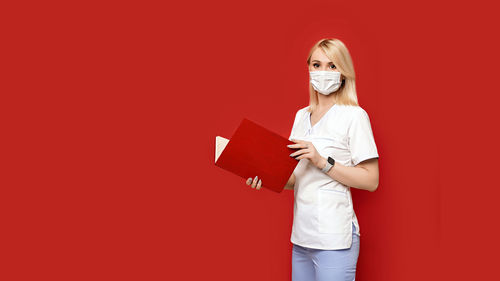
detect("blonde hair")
[306,38,359,112]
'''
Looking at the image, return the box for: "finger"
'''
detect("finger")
[296,152,311,160]
[290,148,309,157]
[251,176,259,188]
[246,177,252,185]
[256,179,262,190]
[287,143,308,149]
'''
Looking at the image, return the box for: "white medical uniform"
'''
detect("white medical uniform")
[288,104,379,250]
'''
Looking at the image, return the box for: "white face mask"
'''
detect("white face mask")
[309,70,342,95]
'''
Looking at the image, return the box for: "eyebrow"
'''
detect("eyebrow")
[311,60,334,64]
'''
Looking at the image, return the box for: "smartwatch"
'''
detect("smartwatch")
[321,156,336,173]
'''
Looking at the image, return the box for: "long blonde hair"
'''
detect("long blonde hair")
[306,38,359,112]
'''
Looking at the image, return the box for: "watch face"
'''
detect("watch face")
[327,157,335,165]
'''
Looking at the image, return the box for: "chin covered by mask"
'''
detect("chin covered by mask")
[309,70,343,95]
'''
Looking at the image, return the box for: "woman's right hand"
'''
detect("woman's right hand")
[245,176,263,190]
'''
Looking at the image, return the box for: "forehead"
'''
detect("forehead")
[311,48,332,63]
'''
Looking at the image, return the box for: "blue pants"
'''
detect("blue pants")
[292,223,360,281]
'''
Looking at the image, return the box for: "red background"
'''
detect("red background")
[1,0,499,280]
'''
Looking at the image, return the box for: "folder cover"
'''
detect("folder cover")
[215,118,298,193]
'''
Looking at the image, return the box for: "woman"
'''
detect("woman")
[245,38,379,281]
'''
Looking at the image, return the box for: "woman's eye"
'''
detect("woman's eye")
[330,64,336,69]
[312,63,319,67]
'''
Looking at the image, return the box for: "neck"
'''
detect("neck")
[317,92,337,110]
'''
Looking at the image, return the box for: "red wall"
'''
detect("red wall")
[1,0,499,280]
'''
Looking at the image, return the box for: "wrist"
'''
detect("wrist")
[320,156,336,173]
[317,157,327,169]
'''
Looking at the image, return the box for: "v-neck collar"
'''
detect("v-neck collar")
[307,103,337,131]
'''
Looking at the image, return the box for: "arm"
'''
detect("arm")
[283,173,296,190]
[319,157,379,192]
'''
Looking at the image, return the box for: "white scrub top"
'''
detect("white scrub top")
[288,104,379,250]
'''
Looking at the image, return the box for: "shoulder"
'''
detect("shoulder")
[337,104,364,113]
[335,105,372,132]
[293,106,310,119]
[298,105,309,114]
[338,104,369,119]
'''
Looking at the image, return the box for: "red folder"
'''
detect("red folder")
[215,118,299,193]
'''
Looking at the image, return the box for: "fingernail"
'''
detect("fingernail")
[287,145,292,147]
[258,179,262,185]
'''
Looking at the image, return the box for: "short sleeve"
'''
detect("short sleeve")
[288,109,302,141]
[348,108,379,166]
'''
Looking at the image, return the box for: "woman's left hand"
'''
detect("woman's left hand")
[287,139,326,169]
